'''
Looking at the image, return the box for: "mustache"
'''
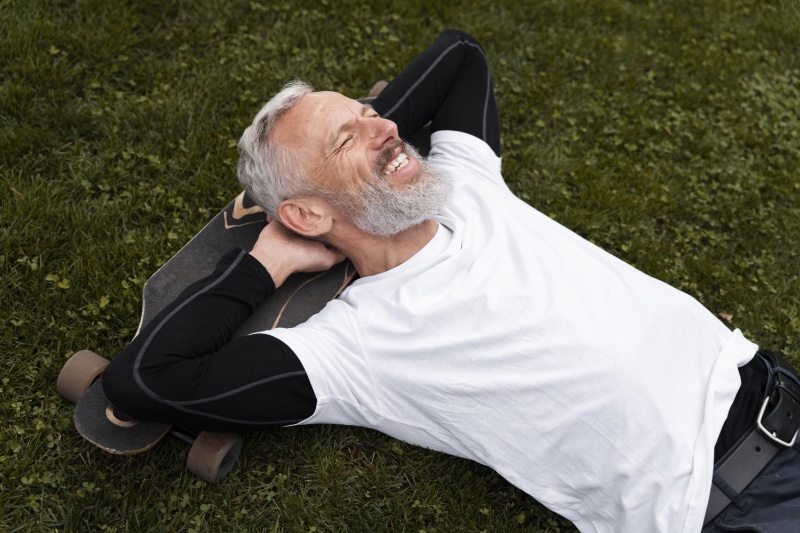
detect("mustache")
[373,140,406,175]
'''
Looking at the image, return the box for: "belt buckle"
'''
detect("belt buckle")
[756,396,800,447]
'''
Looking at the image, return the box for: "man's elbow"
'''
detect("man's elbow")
[101,353,158,422]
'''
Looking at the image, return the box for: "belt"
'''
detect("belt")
[704,350,800,525]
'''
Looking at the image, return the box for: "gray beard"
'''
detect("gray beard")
[323,143,454,237]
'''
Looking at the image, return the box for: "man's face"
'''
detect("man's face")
[271,91,453,237]
[272,91,421,195]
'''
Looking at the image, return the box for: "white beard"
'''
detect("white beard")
[323,143,454,237]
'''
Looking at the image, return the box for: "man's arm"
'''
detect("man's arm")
[371,29,501,157]
[102,222,343,432]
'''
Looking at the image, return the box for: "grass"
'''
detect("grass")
[2,0,799,531]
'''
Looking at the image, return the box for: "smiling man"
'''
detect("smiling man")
[102,30,800,532]
[240,87,455,278]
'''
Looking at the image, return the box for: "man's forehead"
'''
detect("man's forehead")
[297,91,359,118]
[314,90,355,104]
[273,91,367,148]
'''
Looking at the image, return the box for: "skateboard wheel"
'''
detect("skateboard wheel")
[186,432,242,483]
[57,350,109,404]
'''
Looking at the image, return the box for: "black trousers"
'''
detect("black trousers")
[704,352,800,531]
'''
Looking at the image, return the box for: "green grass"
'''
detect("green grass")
[2,0,799,531]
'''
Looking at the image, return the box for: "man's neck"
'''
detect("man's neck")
[330,219,439,278]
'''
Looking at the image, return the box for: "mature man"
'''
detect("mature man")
[103,30,800,532]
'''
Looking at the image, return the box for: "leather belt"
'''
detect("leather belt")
[704,428,781,523]
[704,350,800,526]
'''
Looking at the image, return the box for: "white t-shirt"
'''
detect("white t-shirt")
[266,130,758,533]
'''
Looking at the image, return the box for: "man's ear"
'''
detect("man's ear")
[277,198,333,237]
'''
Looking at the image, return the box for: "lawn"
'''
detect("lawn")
[2,0,799,531]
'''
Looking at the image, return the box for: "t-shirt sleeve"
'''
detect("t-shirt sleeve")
[265,302,378,428]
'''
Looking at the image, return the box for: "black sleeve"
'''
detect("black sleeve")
[371,29,501,156]
[102,248,317,433]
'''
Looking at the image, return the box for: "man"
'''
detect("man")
[102,30,800,532]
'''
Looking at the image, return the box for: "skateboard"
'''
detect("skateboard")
[57,191,358,483]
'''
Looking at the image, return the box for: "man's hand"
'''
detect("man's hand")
[249,216,346,288]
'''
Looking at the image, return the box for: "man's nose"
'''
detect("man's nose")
[363,116,398,149]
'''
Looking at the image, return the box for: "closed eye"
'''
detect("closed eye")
[335,135,353,153]
[329,104,375,156]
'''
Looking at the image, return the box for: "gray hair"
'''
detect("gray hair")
[236,80,315,217]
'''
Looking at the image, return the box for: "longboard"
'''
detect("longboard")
[59,193,357,482]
